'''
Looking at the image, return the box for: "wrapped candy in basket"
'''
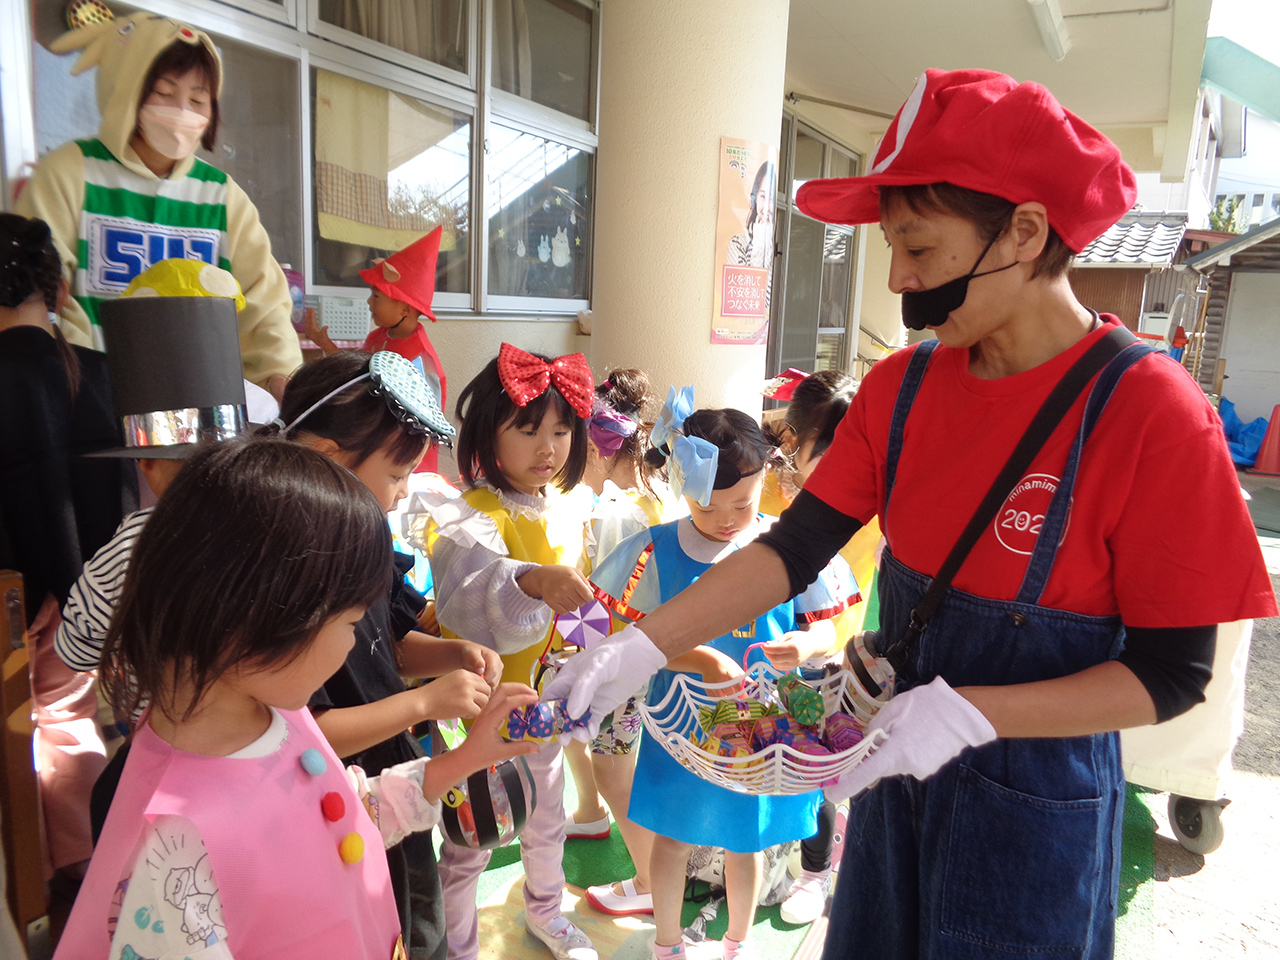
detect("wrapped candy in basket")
[776,673,826,726]
[639,662,886,796]
[501,699,592,742]
[822,711,864,752]
[440,757,538,850]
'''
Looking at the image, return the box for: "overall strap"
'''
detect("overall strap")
[1015,340,1158,604]
[881,324,1137,674]
[883,340,941,521]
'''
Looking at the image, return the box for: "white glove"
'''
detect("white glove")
[825,675,996,802]
[541,623,668,741]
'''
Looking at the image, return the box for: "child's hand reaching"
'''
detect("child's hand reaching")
[415,669,492,720]
[516,564,594,614]
[467,683,541,762]
[304,307,339,355]
[760,624,837,672]
[459,641,503,689]
[418,684,541,804]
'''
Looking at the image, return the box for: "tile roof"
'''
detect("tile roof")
[1075,211,1189,266]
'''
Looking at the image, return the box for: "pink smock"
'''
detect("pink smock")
[54,707,404,959]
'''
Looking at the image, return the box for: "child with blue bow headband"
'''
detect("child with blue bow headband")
[587,390,860,960]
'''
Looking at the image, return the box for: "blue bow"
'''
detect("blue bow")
[650,385,695,450]
[669,434,719,507]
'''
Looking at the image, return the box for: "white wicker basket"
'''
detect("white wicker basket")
[637,662,890,796]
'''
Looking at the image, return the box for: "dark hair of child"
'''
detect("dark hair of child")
[783,369,857,459]
[100,439,391,722]
[138,40,222,151]
[596,367,659,498]
[877,182,1073,278]
[455,353,589,494]
[678,408,779,490]
[278,350,429,468]
[0,213,81,393]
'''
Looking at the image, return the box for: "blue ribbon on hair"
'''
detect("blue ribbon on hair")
[669,434,719,508]
[650,385,695,451]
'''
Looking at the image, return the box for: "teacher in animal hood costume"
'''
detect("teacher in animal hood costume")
[16,11,302,400]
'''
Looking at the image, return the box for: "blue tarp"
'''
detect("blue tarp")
[1219,397,1269,467]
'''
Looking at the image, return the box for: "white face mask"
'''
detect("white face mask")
[137,104,209,161]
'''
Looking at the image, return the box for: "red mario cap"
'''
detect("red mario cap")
[359,225,443,322]
[796,69,1136,252]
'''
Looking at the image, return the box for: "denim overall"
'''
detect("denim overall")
[824,338,1155,960]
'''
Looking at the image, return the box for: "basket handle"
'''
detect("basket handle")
[742,642,768,671]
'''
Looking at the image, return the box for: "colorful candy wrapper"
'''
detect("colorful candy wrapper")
[777,673,826,726]
[750,714,796,750]
[823,712,864,752]
[501,700,591,742]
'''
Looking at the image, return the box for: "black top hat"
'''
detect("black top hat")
[91,296,250,459]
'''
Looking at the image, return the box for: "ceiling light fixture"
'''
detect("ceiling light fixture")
[1026,0,1071,61]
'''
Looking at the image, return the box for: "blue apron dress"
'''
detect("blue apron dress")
[824,338,1154,960]
[627,521,821,853]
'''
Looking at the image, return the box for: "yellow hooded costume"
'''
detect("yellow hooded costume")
[15,12,301,388]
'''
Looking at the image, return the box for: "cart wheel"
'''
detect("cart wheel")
[1168,795,1225,855]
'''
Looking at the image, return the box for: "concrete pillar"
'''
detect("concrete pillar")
[590,0,788,414]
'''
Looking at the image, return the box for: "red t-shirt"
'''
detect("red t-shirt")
[805,316,1276,628]
[362,323,447,474]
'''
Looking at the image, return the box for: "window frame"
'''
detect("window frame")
[767,113,864,381]
[12,0,599,321]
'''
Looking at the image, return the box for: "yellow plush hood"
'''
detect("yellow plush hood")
[51,12,222,174]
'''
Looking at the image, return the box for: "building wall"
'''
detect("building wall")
[1220,271,1280,420]
[1068,268,1146,328]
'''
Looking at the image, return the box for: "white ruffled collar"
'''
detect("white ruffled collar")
[484,482,548,522]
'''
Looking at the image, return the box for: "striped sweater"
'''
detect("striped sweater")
[56,508,152,673]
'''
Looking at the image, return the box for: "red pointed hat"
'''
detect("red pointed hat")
[359,225,443,322]
[795,69,1136,252]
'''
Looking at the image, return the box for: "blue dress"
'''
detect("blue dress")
[591,516,858,853]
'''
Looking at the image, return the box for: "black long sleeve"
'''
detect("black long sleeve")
[1117,624,1216,722]
[757,488,863,599]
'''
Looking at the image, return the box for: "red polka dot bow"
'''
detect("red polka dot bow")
[497,343,595,419]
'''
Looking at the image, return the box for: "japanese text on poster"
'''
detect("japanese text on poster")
[712,137,777,344]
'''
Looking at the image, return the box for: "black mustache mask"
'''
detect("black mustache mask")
[900,232,1019,330]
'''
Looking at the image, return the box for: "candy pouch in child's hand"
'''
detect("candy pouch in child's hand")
[435,720,538,850]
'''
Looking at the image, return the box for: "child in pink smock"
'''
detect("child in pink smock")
[53,440,538,960]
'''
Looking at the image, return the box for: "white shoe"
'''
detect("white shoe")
[779,869,831,925]
[527,916,597,960]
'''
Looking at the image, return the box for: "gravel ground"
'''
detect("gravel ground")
[1146,521,1280,959]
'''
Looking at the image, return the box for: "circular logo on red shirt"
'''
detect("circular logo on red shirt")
[994,473,1070,555]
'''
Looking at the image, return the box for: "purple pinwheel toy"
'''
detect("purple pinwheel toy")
[558,599,612,650]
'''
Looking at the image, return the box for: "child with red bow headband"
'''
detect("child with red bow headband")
[418,343,600,960]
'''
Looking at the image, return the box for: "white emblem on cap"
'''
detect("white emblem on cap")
[871,73,929,175]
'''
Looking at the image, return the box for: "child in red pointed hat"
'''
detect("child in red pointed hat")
[308,225,449,471]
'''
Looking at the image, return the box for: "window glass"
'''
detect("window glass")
[816,227,854,371]
[317,0,468,73]
[791,131,824,200]
[827,148,855,180]
[492,0,592,121]
[311,68,471,293]
[486,124,590,299]
[30,25,305,271]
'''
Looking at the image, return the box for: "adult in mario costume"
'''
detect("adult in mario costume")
[545,69,1277,959]
[16,11,302,400]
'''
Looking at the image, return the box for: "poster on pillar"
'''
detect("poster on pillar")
[711,137,777,344]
